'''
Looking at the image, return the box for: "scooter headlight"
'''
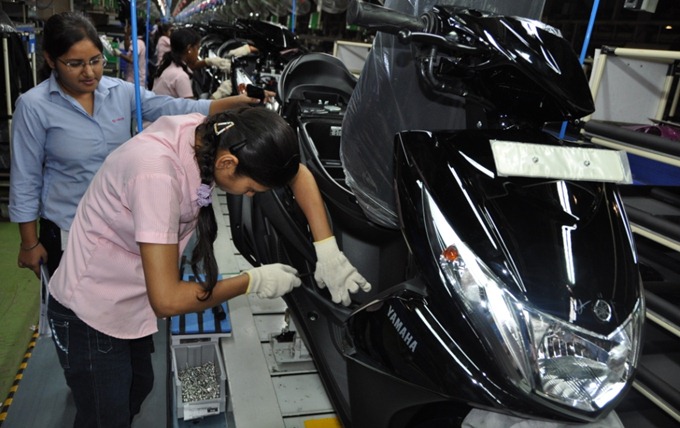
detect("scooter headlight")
[524,300,643,411]
[423,190,643,412]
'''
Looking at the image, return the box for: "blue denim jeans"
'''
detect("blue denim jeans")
[48,295,155,428]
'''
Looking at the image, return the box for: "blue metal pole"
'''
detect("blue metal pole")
[579,0,602,64]
[559,0,601,139]
[130,0,144,132]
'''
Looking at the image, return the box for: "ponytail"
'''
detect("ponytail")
[190,108,299,300]
[191,201,219,301]
[191,114,220,300]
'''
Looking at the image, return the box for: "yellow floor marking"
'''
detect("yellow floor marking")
[304,417,342,428]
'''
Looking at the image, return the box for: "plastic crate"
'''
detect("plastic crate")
[171,342,227,420]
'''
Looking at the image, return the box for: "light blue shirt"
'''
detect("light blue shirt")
[9,73,211,231]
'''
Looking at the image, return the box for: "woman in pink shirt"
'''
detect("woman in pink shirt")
[47,107,370,427]
[151,28,202,98]
[154,23,172,66]
[152,27,254,99]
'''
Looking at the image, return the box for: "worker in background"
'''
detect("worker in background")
[153,22,173,67]
[115,20,148,88]
[152,27,255,99]
[148,22,172,88]
[150,17,160,38]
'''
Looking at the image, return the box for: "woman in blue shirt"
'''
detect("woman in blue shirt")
[9,11,262,276]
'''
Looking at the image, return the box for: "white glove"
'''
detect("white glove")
[227,44,252,58]
[100,35,114,57]
[210,79,233,100]
[246,264,301,299]
[204,56,232,72]
[314,236,371,306]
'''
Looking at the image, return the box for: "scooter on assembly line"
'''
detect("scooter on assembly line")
[227,18,305,93]
[194,18,305,99]
[227,1,645,427]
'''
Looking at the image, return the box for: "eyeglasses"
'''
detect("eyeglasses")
[57,55,107,71]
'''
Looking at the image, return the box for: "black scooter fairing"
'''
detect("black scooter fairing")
[418,7,595,123]
[342,128,641,423]
[398,128,640,331]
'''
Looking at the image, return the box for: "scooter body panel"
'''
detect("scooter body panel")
[395,129,640,333]
[342,128,641,421]
[430,7,595,122]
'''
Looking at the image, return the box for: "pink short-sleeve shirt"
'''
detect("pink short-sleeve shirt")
[152,62,194,99]
[156,35,171,65]
[49,113,207,339]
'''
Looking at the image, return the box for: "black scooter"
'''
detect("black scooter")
[193,19,305,98]
[227,2,645,427]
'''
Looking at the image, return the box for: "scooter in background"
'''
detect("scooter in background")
[192,19,305,99]
[227,2,645,427]
[227,18,305,93]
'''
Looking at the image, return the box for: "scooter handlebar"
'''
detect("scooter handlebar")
[347,0,428,34]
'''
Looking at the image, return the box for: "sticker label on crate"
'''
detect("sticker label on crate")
[184,405,221,421]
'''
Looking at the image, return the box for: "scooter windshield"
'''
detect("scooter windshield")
[340,0,546,229]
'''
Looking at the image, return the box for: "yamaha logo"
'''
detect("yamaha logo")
[387,305,418,352]
[593,299,612,322]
